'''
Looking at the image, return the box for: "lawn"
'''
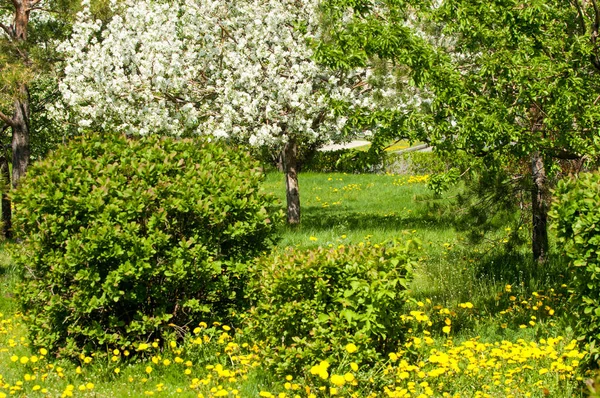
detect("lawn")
[0,171,589,397]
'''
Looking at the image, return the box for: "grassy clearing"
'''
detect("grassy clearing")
[0,171,590,397]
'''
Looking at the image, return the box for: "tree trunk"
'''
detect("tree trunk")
[283,138,300,224]
[531,151,548,263]
[11,88,30,188]
[0,151,12,239]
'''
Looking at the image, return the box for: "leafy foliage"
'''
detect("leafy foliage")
[10,133,279,357]
[551,172,600,366]
[303,147,385,173]
[245,241,416,375]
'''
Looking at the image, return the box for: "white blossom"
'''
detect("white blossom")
[54,0,406,146]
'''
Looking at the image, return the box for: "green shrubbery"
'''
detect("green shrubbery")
[245,241,417,375]
[551,172,600,365]
[11,134,279,357]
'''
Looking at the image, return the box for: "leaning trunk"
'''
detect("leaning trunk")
[283,138,300,224]
[11,90,30,188]
[0,152,11,239]
[531,151,548,263]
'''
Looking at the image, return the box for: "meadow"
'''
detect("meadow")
[0,171,589,397]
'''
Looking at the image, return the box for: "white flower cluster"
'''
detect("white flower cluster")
[54,0,379,146]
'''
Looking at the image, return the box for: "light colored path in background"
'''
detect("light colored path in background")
[319,140,371,151]
[319,140,431,153]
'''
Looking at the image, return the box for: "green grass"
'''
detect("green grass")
[0,171,588,397]
[262,172,569,315]
[263,172,456,248]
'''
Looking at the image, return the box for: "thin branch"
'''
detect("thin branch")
[593,0,600,34]
[0,22,13,38]
[0,124,9,138]
[573,0,587,35]
[0,111,15,128]
[548,148,582,160]
[590,0,600,71]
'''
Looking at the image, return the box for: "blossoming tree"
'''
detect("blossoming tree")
[56,0,372,224]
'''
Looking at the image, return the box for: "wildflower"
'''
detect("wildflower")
[309,236,318,241]
[345,343,357,353]
[330,374,346,386]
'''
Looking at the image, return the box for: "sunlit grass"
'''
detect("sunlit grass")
[0,171,589,397]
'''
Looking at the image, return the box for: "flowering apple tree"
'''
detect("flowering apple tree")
[55,0,377,224]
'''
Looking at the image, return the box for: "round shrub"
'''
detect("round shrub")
[11,133,279,357]
[551,172,600,365]
[245,241,416,375]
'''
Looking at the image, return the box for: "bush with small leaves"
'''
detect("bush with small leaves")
[245,241,416,375]
[11,133,279,357]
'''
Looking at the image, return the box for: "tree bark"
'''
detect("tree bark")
[0,151,12,239]
[11,87,30,188]
[283,138,300,224]
[531,151,548,264]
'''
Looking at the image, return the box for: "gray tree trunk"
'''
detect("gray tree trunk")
[11,90,30,188]
[531,151,548,263]
[283,138,300,224]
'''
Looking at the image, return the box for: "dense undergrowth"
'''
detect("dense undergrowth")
[0,169,594,397]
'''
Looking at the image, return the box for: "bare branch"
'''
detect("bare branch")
[573,0,587,34]
[0,111,15,128]
[590,0,600,71]
[593,0,600,33]
[0,124,9,137]
[0,22,13,38]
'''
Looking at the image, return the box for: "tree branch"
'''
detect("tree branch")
[590,0,600,71]
[548,148,582,160]
[0,22,13,38]
[0,111,15,128]
[573,0,587,35]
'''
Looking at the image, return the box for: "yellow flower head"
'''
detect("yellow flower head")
[345,343,358,353]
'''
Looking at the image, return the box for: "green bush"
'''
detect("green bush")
[303,148,386,173]
[11,133,279,357]
[245,241,416,375]
[551,172,600,365]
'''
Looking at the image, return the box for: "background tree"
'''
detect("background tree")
[0,0,116,238]
[321,0,600,263]
[55,0,372,224]
[427,0,600,263]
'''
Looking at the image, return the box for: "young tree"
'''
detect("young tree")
[321,0,600,263]
[427,0,600,263]
[55,0,371,224]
